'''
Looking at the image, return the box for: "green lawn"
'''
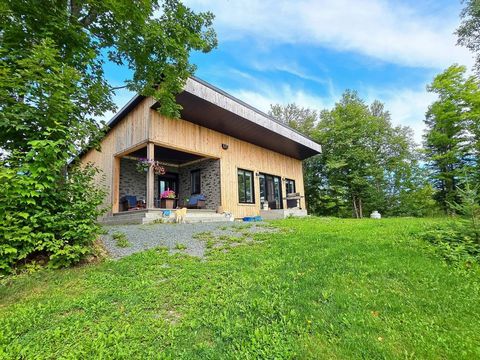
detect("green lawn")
[1,218,479,359]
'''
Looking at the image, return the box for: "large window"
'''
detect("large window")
[259,173,283,209]
[285,179,296,194]
[191,169,201,194]
[238,169,254,204]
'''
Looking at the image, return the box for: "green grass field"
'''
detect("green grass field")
[1,218,479,359]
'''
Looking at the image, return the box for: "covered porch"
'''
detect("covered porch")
[112,142,221,214]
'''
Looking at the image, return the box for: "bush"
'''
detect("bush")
[421,183,480,265]
[0,141,107,273]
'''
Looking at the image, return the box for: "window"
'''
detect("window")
[238,169,254,204]
[259,172,283,209]
[286,179,296,194]
[191,169,201,194]
[259,174,266,206]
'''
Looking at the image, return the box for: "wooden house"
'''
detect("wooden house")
[80,77,322,223]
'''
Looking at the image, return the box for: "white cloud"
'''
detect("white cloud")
[226,78,435,144]
[225,82,334,116]
[186,0,473,69]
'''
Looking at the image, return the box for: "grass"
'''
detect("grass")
[174,243,187,250]
[111,231,130,248]
[1,217,479,359]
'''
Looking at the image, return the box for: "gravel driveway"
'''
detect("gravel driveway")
[101,221,279,259]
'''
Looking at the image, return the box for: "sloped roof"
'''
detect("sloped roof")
[107,77,322,160]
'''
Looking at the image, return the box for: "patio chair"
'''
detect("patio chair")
[121,195,137,211]
[186,194,206,209]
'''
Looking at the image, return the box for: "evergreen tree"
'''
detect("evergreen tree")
[424,65,480,212]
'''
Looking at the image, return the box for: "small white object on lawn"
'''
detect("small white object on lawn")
[370,211,381,219]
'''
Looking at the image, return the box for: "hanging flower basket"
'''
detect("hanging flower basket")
[136,158,151,173]
[153,162,166,175]
[135,158,166,175]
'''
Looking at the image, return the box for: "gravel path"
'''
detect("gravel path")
[101,221,279,259]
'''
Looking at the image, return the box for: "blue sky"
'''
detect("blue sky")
[104,0,473,143]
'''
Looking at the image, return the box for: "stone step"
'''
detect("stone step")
[100,209,229,225]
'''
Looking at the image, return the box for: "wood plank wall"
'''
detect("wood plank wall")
[80,97,153,214]
[150,111,306,218]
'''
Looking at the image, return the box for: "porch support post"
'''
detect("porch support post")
[146,142,155,209]
[112,156,121,213]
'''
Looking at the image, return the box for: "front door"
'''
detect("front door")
[259,173,283,210]
[158,173,179,197]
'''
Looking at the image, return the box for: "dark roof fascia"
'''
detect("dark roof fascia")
[95,77,322,159]
[106,94,146,131]
[189,76,321,147]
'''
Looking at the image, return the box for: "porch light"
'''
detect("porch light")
[221,143,229,150]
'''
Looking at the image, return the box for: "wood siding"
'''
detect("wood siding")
[80,98,153,213]
[150,111,306,218]
[81,98,306,218]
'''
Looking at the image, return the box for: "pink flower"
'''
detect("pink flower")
[161,188,175,199]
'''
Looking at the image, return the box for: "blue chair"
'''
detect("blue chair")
[186,194,206,209]
[121,195,137,211]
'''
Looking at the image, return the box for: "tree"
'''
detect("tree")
[315,92,422,218]
[269,103,318,135]
[1,0,217,156]
[0,1,217,272]
[271,96,429,218]
[424,65,480,212]
[0,41,107,272]
[457,0,480,72]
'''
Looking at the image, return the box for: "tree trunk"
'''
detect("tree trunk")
[359,197,363,218]
[352,195,359,218]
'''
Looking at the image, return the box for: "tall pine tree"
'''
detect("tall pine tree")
[424,65,480,212]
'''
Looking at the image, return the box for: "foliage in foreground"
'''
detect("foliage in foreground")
[0,1,217,272]
[0,153,106,272]
[0,40,108,273]
[421,183,480,265]
[0,218,479,359]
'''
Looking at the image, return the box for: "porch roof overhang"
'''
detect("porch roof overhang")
[107,77,322,160]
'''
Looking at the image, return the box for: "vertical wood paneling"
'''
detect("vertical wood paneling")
[112,156,120,213]
[150,111,306,218]
[81,98,152,215]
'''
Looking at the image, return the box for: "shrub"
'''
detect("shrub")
[421,182,480,265]
[0,41,108,273]
[0,142,107,273]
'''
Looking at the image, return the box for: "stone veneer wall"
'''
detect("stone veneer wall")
[178,158,221,210]
[120,157,220,210]
[119,158,146,202]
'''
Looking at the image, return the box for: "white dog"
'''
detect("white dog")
[175,207,187,224]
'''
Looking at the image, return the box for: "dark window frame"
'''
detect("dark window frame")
[258,172,284,210]
[285,178,296,194]
[190,169,201,195]
[237,168,255,204]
